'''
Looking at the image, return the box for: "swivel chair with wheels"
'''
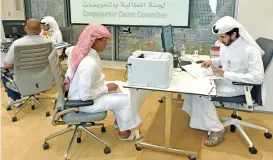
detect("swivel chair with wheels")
[212,37,273,154]
[1,42,54,122]
[44,48,111,160]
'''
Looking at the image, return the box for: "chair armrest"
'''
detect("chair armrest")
[232,82,256,86]
[65,100,94,108]
[1,67,9,75]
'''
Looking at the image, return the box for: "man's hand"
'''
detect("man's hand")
[201,60,212,68]
[212,67,225,77]
[106,83,119,92]
[4,62,13,70]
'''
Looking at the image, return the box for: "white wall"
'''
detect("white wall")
[237,0,273,40]
[1,0,25,42]
[237,0,273,112]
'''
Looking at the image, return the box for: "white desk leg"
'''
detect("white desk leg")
[136,92,197,160]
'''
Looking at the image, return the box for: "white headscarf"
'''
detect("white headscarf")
[212,16,264,55]
[40,16,62,43]
[40,16,60,31]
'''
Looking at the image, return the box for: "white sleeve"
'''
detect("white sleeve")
[78,64,108,101]
[224,48,264,84]
[211,57,220,67]
[4,43,15,64]
[56,31,63,43]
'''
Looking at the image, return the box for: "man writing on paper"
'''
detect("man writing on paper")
[182,16,264,146]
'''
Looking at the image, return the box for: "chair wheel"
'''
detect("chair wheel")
[264,132,272,139]
[43,142,49,150]
[135,144,142,151]
[77,137,81,143]
[31,105,35,110]
[104,146,111,154]
[101,126,106,133]
[237,116,242,120]
[249,146,257,154]
[6,106,12,111]
[230,125,236,132]
[46,111,50,117]
[12,116,17,122]
[158,99,164,103]
[189,156,197,160]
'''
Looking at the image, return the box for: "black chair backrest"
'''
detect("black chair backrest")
[251,37,273,105]
[59,27,72,43]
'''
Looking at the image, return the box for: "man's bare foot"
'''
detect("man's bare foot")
[118,130,131,139]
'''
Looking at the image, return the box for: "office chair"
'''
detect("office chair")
[1,42,55,122]
[59,27,72,61]
[59,27,72,44]
[44,48,110,160]
[211,37,273,154]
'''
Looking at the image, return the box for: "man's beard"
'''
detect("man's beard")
[224,38,234,46]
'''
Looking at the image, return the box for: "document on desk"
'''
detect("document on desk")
[181,64,223,80]
[169,76,216,96]
[54,42,70,49]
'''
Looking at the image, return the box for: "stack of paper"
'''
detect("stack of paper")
[182,64,223,80]
[54,42,68,47]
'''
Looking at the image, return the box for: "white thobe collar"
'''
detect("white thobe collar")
[227,37,243,50]
[89,48,101,66]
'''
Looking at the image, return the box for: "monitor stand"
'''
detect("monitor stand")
[173,53,180,68]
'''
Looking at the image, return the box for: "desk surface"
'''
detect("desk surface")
[124,71,216,96]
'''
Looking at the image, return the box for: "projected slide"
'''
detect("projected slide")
[69,0,190,27]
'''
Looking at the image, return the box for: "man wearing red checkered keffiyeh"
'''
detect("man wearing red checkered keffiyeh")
[65,23,149,141]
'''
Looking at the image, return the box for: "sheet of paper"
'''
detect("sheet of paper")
[182,64,223,79]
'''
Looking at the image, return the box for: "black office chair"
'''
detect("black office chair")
[59,27,72,44]
[59,27,72,61]
[211,37,273,154]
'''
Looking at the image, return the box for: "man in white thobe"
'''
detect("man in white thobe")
[182,16,264,146]
[66,23,149,141]
[40,16,63,57]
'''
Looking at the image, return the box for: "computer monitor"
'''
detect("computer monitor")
[161,24,174,53]
[2,20,27,40]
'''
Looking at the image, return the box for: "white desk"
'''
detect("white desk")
[123,71,216,159]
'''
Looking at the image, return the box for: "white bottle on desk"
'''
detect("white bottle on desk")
[180,44,185,56]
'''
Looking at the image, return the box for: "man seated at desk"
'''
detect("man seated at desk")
[182,16,264,146]
[2,19,53,106]
[65,23,149,141]
[40,16,63,57]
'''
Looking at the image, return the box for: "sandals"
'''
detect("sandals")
[113,119,118,129]
[205,131,226,147]
[118,130,143,141]
[114,124,119,129]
